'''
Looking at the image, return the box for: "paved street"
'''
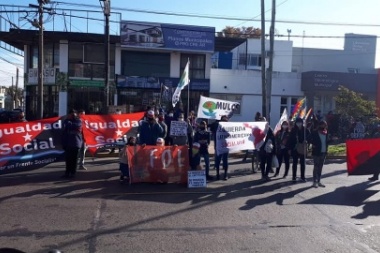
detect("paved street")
[1,156,380,253]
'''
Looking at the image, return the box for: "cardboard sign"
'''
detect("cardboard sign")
[170,121,188,136]
[188,170,207,188]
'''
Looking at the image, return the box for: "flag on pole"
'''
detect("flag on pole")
[291,97,306,120]
[273,108,288,135]
[172,60,190,108]
[304,108,313,120]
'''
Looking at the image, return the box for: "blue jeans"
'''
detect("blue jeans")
[200,152,210,177]
[215,153,228,177]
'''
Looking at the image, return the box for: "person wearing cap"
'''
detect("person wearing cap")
[156,137,165,146]
[61,109,83,179]
[194,120,212,180]
[138,110,163,146]
[287,117,307,183]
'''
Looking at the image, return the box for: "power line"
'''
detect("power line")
[52,1,380,28]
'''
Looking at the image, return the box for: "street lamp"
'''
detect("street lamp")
[99,0,110,114]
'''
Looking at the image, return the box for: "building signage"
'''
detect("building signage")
[69,79,105,87]
[120,21,215,52]
[301,71,377,93]
[28,68,56,85]
[117,76,210,91]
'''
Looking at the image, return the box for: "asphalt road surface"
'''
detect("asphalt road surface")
[0,156,380,253]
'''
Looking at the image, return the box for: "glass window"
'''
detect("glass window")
[181,54,205,79]
[121,51,170,77]
[69,43,83,63]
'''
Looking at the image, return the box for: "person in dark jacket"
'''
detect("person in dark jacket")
[61,109,83,178]
[194,120,212,180]
[287,117,307,182]
[165,110,175,146]
[307,120,331,187]
[138,110,163,146]
[274,121,290,178]
[259,126,276,181]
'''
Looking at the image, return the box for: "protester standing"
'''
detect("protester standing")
[215,115,230,180]
[194,120,212,180]
[119,136,136,183]
[165,110,175,146]
[274,121,290,178]
[61,109,83,179]
[307,120,331,187]
[78,109,87,170]
[259,126,276,181]
[138,110,163,146]
[288,117,307,182]
[157,112,168,139]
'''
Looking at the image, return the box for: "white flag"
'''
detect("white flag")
[273,108,288,135]
[172,60,190,108]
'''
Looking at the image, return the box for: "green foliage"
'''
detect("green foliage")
[217,26,261,38]
[328,143,346,156]
[335,85,378,121]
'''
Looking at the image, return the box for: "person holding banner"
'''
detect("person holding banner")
[259,125,276,181]
[138,110,163,146]
[288,117,307,183]
[61,109,83,179]
[215,115,230,180]
[194,120,212,180]
[119,136,136,183]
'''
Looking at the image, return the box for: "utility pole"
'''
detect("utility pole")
[100,0,110,114]
[29,1,50,118]
[266,0,276,124]
[15,67,19,108]
[37,0,44,119]
[260,0,267,119]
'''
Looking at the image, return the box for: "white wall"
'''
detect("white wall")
[210,69,303,127]
[231,39,293,73]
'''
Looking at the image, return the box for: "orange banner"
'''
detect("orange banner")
[127,145,189,184]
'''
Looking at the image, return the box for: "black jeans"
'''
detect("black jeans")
[292,151,305,180]
[260,152,273,178]
[65,148,80,176]
[276,149,290,176]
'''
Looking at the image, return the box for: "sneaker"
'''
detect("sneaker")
[119,175,125,182]
[292,178,297,183]
[79,166,87,170]
[313,182,318,188]
[318,182,326,188]
[368,177,378,181]
[300,178,307,183]
[223,176,228,181]
[273,173,279,177]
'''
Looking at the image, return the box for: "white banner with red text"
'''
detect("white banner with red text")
[216,122,269,155]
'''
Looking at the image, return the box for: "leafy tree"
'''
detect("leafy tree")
[6,86,24,109]
[217,26,261,38]
[334,85,378,122]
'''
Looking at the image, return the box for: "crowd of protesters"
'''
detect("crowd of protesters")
[59,105,340,189]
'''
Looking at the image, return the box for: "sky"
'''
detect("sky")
[1,0,380,87]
